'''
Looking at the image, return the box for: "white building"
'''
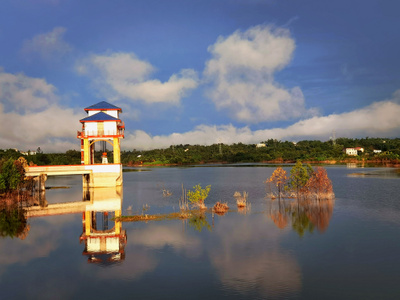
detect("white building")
[345,148,358,156]
[344,147,364,156]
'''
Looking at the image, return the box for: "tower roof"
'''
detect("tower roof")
[80,112,121,123]
[84,101,122,112]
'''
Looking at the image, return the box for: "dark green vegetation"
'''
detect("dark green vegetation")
[0,158,30,237]
[0,158,26,193]
[266,162,334,200]
[122,137,400,165]
[1,137,399,166]
[0,203,28,239]
[267,162,335,236]
[0,149,82,166]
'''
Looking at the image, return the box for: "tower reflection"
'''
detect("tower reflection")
[80,187,127,264]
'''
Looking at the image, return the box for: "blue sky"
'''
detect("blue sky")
[1,0,400,151]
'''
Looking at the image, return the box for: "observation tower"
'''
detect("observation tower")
[77,101,125,187]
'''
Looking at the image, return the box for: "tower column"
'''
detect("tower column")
[83,138,90,165]
[113,137,121,164]
[115,210,121,234]
[85,210,91,236]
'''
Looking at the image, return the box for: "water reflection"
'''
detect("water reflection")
[268,197,335,236]
[22,185,127,264]
[209,214,302,298]
[348,168,400,178]
[0,202,29,239]
[3,166,400,299]
[80,187,127,264]
[188,213,211,232]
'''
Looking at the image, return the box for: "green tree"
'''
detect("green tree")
[187,184,211,209]
[305,167,334,200]
[288,161,313,199]
[0,158,25,192]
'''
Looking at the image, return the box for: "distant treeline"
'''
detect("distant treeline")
[122,137,400,165]
[0,149,82,166]
[3,137,398,166]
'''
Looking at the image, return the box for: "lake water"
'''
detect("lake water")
[1,164,400,299]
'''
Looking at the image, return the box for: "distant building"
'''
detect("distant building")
[256,143,266,148]
[21,151,37,156]
[345,148,358,156]
[344,147,364,156]
[373,149,382,154]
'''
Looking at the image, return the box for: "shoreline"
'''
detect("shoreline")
[125,158,400,168]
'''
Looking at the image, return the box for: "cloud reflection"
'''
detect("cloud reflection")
[91,248,158,281]
[89,222,203,281]
[0,217,62,277]
[207,214,302,297]
[130,223,203,258]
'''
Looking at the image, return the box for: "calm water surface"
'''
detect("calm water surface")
[1,165,400,299]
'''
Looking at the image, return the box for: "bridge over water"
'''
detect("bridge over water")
[25,164,123,189]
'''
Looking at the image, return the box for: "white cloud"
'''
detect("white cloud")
[0,69,80,152]
[204,25,316,123]
[77,52,199,104]
[123,91,400,150]
[0,71,57,112]
[2,86,394,153]
[21,27,72,60]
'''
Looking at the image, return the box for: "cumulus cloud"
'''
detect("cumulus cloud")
[124,91,400,150]
[0,71,57,113]
[0,69,80,152]
[77,52,199,104]
[21,27,72,60]
[204,25,316,123]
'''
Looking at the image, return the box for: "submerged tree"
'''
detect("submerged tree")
[267,164,335,235]
[186,184,211,209]
[266,167,288,199]
[288,160,313,199]
[266,164,334,201]
[305,167,334,200]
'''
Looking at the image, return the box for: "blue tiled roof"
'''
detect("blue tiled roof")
[80,112,120,122]
[84,101,122,111]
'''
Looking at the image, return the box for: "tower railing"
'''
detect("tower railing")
[77,128,125,138]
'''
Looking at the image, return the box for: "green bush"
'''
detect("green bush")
[0,158,25,192]
[187,184,211,208]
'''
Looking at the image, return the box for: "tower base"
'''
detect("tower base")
[82,164,123,188]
